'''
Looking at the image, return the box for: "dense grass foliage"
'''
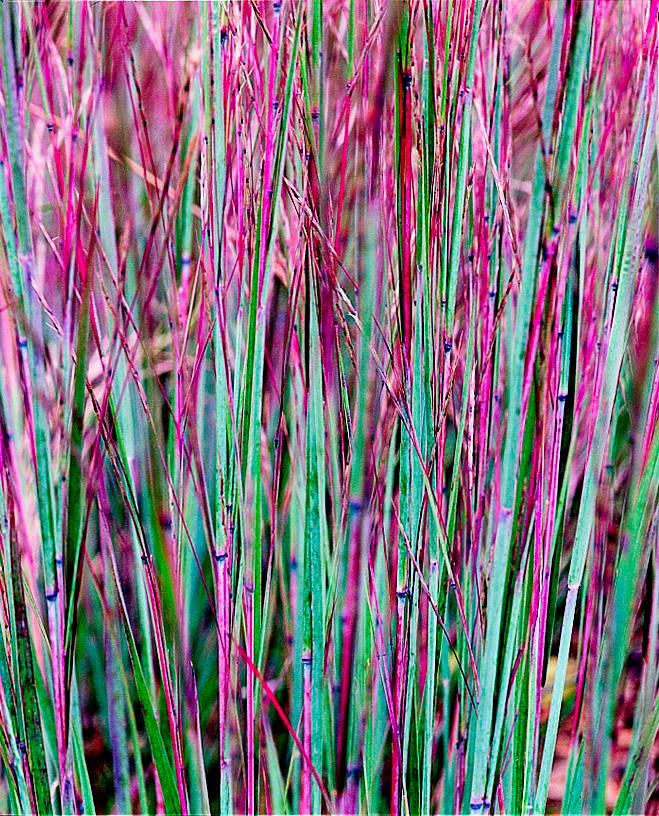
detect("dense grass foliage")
[0,1,657,814]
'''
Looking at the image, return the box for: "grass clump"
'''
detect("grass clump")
[0,1,656,814]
